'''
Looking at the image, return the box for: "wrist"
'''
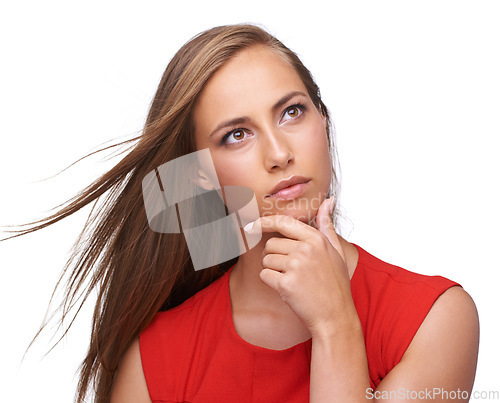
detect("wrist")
[310,310,362,341]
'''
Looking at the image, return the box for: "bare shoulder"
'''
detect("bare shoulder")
[377,286,480,395]
[409,286,480,351]
[110,338,152,403]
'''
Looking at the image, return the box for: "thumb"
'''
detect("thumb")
[314,197,335,232]
[313,197,346,263]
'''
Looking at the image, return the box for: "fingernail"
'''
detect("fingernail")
[329,198,334,215]
[244,220,255,232]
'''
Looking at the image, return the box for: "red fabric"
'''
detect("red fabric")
[140,243,461,402]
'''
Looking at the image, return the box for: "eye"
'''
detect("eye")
[281,104,305,123]
[221,128,251,146]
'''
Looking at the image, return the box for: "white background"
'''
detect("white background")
[1,1,499,401]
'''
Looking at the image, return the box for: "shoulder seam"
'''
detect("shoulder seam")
[361,260,458,290]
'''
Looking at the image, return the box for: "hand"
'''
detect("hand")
[245,197,359,338]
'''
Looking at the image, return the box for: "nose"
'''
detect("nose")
[262,127,294,171]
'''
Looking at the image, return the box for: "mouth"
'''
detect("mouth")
[266,176,311,200]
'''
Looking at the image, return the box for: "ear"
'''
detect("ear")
[192,168,216,191]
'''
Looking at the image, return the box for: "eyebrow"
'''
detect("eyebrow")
[209,90,307,137]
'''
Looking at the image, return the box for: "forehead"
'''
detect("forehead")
[193,45,307,132]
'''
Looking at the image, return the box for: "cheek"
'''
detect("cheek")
[211,155,255,188]
[300,121,332,187]
[299,120,330,161]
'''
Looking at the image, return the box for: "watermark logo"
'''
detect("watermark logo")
[141,148,261,271]
[366,387,500,400]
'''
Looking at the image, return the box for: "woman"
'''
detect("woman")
[4,24,479,402]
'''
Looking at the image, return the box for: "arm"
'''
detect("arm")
[310,286,479,402]
[309,310,371,402]
[374,286,479,401]
[110,338,152,403]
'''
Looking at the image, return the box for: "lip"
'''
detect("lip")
[266,175,311,199]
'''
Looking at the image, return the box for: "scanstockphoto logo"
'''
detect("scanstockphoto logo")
[366,387,500,401]
[141,148,262,271]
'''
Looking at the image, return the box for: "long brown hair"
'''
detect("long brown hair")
[0,24,342,402]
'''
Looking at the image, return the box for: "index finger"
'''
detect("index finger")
[244,214,316,241]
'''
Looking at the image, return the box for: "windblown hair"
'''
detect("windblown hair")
[1,24,342,402]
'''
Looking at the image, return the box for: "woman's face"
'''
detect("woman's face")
[193,45,332,225]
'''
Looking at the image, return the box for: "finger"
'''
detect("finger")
[262,237,299,258]
[311,197,334,231]
[245,214,316,241]
[259,267,283,293]
[261,254,291,274]
[312,198,346,263]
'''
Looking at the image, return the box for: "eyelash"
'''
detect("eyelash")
[220,103,307,146]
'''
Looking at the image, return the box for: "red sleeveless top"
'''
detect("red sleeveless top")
[140,243,460,402]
